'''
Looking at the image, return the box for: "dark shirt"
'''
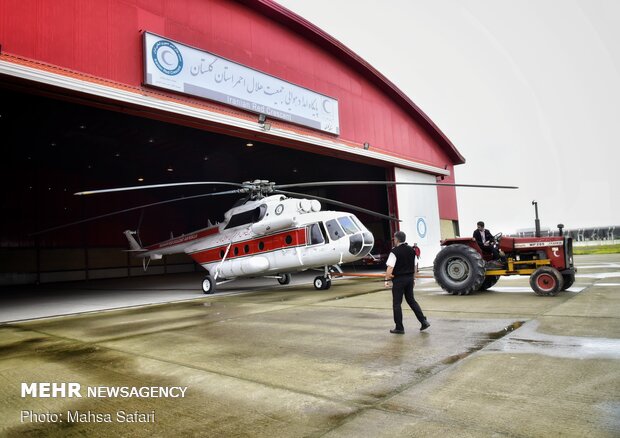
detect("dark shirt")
[391,243,417,277]
[473,229,493,248]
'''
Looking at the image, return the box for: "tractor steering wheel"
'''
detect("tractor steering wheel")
[493,232,503,243]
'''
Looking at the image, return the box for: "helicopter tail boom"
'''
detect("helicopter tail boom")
[123,230,146,252]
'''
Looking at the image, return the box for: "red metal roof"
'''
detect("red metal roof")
[237,0,465,164]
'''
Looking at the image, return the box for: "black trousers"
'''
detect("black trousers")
[392,275,426,330]
[481,245,500,259]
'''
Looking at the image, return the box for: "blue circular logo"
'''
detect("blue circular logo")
[416,217,427,238]
[152,40,183,76]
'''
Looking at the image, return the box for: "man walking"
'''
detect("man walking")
[384,231,430,334]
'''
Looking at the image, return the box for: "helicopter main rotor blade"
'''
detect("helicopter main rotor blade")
[274,189,400,222]
[275,181,518,190]
[75,181,246,196]
[30,189,243,236]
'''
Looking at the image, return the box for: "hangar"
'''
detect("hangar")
[0,0,464,286]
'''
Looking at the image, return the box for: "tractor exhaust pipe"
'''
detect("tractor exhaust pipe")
[532,200,541,237]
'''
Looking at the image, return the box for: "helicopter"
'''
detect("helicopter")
[37,179,517,293]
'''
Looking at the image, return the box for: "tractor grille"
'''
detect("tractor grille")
[565,237,574,268]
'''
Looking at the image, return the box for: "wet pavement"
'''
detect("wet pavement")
[0,254,619,437]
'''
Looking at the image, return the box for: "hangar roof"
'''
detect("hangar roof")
[240,0,466,165]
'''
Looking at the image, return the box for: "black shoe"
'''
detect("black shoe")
[390,329,405,334]
[420,320,430,331]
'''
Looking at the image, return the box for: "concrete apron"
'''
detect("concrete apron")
[0,254,619,437]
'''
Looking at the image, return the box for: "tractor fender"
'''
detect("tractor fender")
[441,237,483,255]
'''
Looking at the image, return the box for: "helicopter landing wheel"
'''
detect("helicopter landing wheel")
[313,276,332,290]
[202,276,216,294]
[277,273,292,285]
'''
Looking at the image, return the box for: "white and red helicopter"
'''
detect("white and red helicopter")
[123,182,377,293]
[40,179,516,293]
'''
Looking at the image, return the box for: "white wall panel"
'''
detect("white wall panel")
[394,168,441,268]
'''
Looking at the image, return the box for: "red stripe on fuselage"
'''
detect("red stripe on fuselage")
[190,228,307,265]
[146,226,220,251]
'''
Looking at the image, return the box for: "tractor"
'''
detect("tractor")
[433,224,575,296]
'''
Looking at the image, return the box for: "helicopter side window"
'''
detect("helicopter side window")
[337,216,359,235]
[308,223,325,245]
[325,219,345,241]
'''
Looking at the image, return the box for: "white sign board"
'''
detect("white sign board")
[143,32,340,134]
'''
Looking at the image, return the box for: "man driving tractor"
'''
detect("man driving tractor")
[473,221,502,266]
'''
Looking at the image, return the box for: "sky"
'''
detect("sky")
[276,0,619,234]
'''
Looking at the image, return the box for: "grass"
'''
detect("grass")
[573,244,620,255]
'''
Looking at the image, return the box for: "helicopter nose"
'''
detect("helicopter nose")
[348,234,363,255]
[348,231,374,256]
[360,231,374,257]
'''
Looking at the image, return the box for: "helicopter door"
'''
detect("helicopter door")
[302,223,331,266]
[307,223,327,246]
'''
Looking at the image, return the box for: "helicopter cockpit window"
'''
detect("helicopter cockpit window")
[337,216,359,235]
[350,216,365,231]
[308,223,325,245]
[225,204,267,229]
[325,219,345,240]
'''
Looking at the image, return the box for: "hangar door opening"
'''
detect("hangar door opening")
[0,86,392,285]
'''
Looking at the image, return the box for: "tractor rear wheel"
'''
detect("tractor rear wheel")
[433,244,486,295]
[561,273,575,290]
[530,266,564,296]
[479,275,500,291]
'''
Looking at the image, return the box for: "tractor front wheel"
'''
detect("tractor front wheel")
[433,244,486,295]
[530,266,564,296]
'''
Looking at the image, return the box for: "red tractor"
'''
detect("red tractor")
[433,225,575,296]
